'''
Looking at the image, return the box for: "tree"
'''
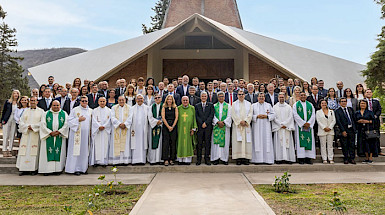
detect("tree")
[142,0,169,34]
[0,5,29,112]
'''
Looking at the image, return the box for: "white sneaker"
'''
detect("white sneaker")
[323,160,327,164]
[329,160,334,164]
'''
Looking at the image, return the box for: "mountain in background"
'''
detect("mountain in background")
[13,48,87,89]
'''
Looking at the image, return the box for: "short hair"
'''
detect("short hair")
[278,92,285,96]
[247,83,254,88]
[339,97,347,102]
[217,91,225,97]
[48,76,54,79]
[80,96,88,100]
[135,94,144,99]
[138,77,144,82]
[200,91,208,97]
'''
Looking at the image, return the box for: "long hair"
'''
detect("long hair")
[163,95,176,108]
[18,96,30,109]
[72,78,82,89]
[9,89,21,103]
[327,87,336,99]
[355,83,365,98]
[124,84,137,97]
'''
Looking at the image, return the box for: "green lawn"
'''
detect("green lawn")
[0,185,147,214]
[255,183,385,215]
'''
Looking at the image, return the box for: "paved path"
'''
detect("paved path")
[0,173,155,185]
[130,173,275,215]
[245,171,385,184]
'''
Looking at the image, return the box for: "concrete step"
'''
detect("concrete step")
[2,163,385,174]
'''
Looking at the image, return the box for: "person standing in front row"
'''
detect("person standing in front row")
[147,94,163,165]
[195,92,214,166]
[176,96,197,165]
[1,90,21,157]
[316,99,336,164]
[211,91,232,165]
[231,90,253,165]
[161,95,178,166]
[293,92,316,165]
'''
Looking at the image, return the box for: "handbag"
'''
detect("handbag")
[365,123,380,140]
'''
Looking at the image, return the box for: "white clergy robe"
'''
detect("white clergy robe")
[90,106,111,166]
[147,103,163,164]
[65,106,92,173]
[231,100,253,160]
[293,101,316,159]
[16,108,44,171]
[272,102,296,162]
[39,110,69,173]
[211,102,232,162]
[110,104,133,164]
[129,104,149,164]
[251,102,275,164]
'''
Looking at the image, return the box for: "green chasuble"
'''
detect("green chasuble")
[46,110,66,162]
[213,102,229,147]
[151,102,163,149]
[296,100,313,150]
[177,105,198,158]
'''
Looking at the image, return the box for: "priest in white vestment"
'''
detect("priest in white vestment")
[211,91,232,165]
[272,93,296,164]
[39,100,69,175]
[293,92,316,164]
[90,97,111,166]
[147,95,163,165]
[65,96,92,175]
[129,94,149,165]
[231,90,253,165]
[110,95,133,165]
[251,93,275,164]
[16,97,44,175]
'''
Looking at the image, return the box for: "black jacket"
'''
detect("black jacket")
[162,92,181,106]
[87,93,104,109]
[245,93,257,104]
[37,98,53,112]
[265,93,278,106]
[306,94,324,111]
[335,106,356,133]
[98,89,110,99]
[206,92,218,104]
[367,98,382,129]
[54,97,71,115]
[188,95,201,106]
[1,100,13,124]
[195,102,215,129]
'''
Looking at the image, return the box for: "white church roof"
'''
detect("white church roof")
[29,13,365,89]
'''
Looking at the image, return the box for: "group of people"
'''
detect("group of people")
[0,74,382,176]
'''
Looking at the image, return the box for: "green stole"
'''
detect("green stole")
[46,110,66,162]
[213,102,229,147]
[151,103,163,149]
[296,101,313,150]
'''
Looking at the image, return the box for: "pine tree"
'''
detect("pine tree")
[142,0,170,34]
[0,5,29,112]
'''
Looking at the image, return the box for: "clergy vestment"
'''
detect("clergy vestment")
[293,100,316,159]
[231,100,253,160]
[90,106,111,166]
[110,104,133,164]
[38,109,69,174]
[16,107,44,172]
[211,102,232,162]
[65,106,92,173]
[129,104,150,164]
[147,103,163,164]
[177,105,197,163]
[272,102,296,162]
[251,102,275,164]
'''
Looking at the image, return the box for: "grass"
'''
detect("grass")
[255,183,385,215]
[0,184,147,215]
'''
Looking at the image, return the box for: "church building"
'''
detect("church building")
[29,0,365,88]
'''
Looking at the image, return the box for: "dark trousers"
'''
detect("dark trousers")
[341,128,356,161]
[197,127,212,162]
[162,127,177,161]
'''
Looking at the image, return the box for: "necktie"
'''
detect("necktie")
[190,96,193,105]
[344,108,352,125]
[250,94,253,103]
[46,99,49,108]
[314,95,317,104]
[93,94,96,103]
[203,103,205,112]
[339,89,342,97]
[369,99,372,111]
[230,93,233,105]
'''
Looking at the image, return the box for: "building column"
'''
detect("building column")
[147,46,163,83]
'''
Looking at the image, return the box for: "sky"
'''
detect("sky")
[0,0,383,65]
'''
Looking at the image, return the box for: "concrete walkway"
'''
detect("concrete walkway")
[130,173,275,215]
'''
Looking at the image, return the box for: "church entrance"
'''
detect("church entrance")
[162,59,234,81]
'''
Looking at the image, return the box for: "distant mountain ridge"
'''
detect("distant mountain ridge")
[13,48,87,89]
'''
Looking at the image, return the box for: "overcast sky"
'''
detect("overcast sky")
[0,0,382,65]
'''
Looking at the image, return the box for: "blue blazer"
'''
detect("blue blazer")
[225,92,238,104]
[176,85,190,97]
[1,100,13,124]
[265,93,278,106]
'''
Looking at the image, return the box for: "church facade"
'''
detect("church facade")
[29,0,365,88]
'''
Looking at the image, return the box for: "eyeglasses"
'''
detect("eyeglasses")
[81,100,88,103]
[155,97,161,99]
[238,94,244,96]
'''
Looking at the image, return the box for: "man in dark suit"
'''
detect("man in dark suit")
[115,79,127,99]
[37,88,53,111]
[286,78,295,97]
[98,81,110,99]
[365,89,383,155]
[176,75,190,97]
[335,97,357,164]
[55,87,71,114]
[317,80,328,98]
[87,84,104,109]
[307,85,323,111]
[188,87,201,106]
[162,84,181,106]
[196,81,206,97]
[245,83,257,104]
[195,92,215,166]
[224,83,238,105]
[265,83,278,106]
[206,82,218,104]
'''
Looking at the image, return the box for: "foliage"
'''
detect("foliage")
[273,171,291,193]
[142,0,169,34]
[0,5,29,112]
[373,88,385,114]
[361,1,385,96]
[330,191,347,214]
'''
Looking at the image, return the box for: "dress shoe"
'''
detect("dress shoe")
[196,162,201,166]
[222,161,229,165]
[205,161,211,166]
[349,160,356,165]
[236,160,242,165]
[43,173,49,176]
[31,171,38,176]
[74,172,81,176]
[19,172,25,176]
[212,160,219,165]
[242,159,250,165]
[299,160,305,165]
[344,160,349,164]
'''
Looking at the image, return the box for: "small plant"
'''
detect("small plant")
[330,191,347,215]
[273,171,291,193]
[63,205,72,213]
